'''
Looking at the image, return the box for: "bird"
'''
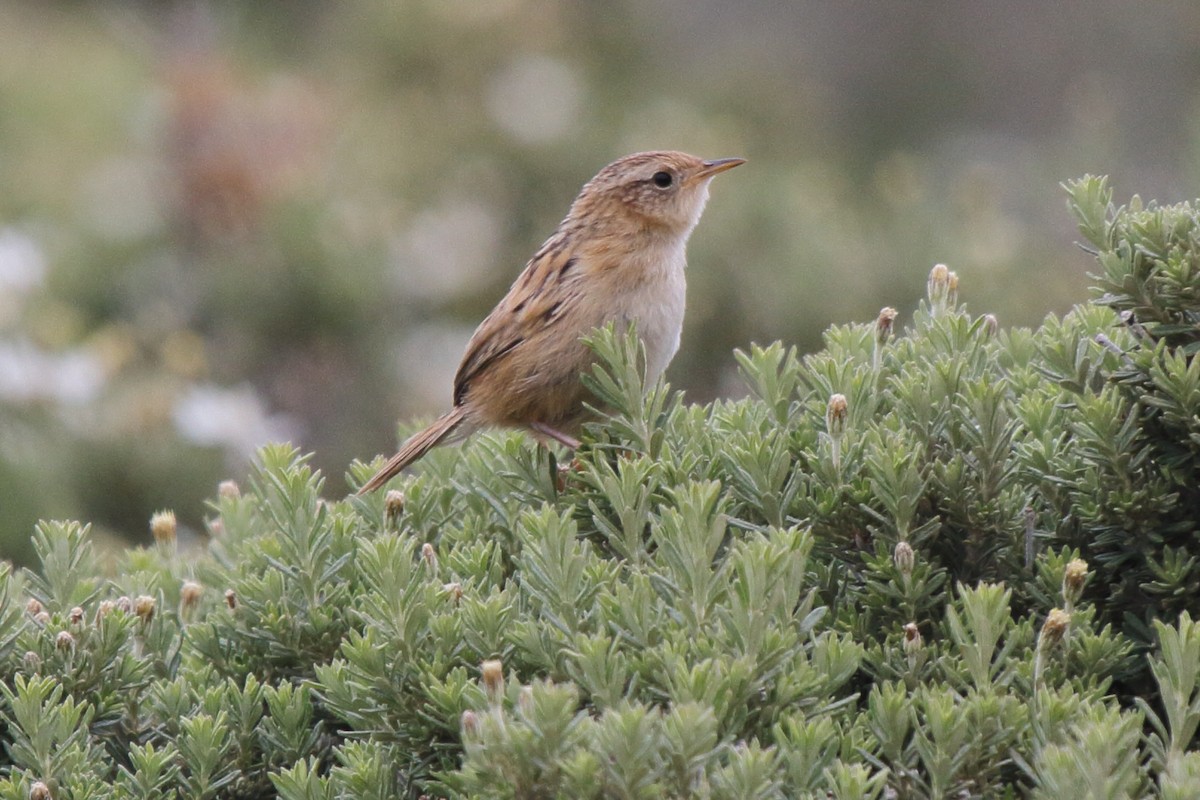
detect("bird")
[357,150,744,494]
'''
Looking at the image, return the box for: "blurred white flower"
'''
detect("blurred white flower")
[0,339,105,405]
[172,383,297,458]
[391,200,501,300]
[486,54,584,144]
[0,229,47,326]
[393,323,475,412]
[0,229,46,293]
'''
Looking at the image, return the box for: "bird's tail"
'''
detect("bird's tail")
[357,407,468,495]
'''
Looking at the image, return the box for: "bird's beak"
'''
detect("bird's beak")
[694,157,746,180]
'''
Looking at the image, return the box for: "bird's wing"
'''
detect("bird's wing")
[452,238,579,406]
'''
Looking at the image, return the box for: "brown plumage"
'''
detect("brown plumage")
[357,150,744,494]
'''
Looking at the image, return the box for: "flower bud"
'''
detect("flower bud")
[461,709,480,738]
[68,607,84,626]
[481,659,505,703]
[927,263,950,309]
[893,541,915,578]
[116,596,133,614]
[33,611,49,627]
[55,631,75,652]
[443,582,464,603]
[134,595,156,624]
[207,518,225,539]
[29,781,52,800]
[946,270,959,306]
[25,598,43,616]
[224,589,238,610]
[421,543,438,573]
[826,394,848,440]
[95,600,116,623]
[150,510,176,545]
[902,622,922,655]
[873,307,899,371]
[22,651,41,673]
[982,314,999,338]
[217,480,241,499]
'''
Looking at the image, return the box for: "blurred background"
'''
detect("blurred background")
[2,0,1199,561]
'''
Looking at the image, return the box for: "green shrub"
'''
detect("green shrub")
[0,175,1197,797]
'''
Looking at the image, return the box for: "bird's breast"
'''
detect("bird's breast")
[610,240,687,382]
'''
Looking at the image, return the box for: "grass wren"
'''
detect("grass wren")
[358,150,744,493]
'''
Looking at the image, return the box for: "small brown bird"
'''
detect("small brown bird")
[358,150,744,494]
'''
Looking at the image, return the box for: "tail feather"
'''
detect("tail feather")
[357,407,468,495]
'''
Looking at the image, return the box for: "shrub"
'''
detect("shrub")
[0,175,1197,798]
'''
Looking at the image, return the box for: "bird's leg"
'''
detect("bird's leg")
[528,421,581,450]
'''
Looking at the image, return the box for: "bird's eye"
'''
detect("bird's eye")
[652,171,673,188]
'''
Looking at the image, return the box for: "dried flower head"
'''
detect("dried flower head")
[150,510,177,545]
[1062,558,1089,608]
[826,394,848,439]
[481,659,505,702]
[875,307,898,343]
[224,589,238,610]
[1039,608,1071,649]
[385,489,405,523]
[1063,558,1088,589]
[134,595,156,624]
[927,263,950,306]
[180,580,203,612]
[29,781,52,800]
[873,306,899,370]
[25,598,42,616]
[55,630,75,652]
[443,582,464,603]
[68,607,84,625]
[421,542,438,573]
[218,480,241,499]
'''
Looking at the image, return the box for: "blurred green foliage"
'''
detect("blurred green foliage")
[2,0,1200,557]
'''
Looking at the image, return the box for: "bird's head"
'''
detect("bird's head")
[571,150,745,237]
